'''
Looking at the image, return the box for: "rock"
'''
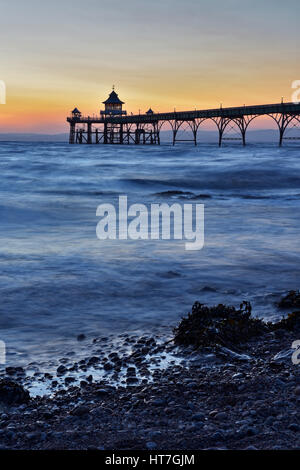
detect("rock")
[265,416,274,426]
[272,348,294,363]
[77,334,86,341]
[217,346,252,362]
[126,377,139,385]
[146,441,157,450]
[215,412,227,421]
[294,386,300,396]
[70,405,90,417]
[148,431,162,439]
[127,367,136,376]
[65,377,75,385]
[5,367,24,376]
[212,431,224,441]
[88,356,100,365]
[151,398,166,406]
[56,365,67,375]
[288,423,299,432]
[96,388,109,397]
[192,412,205,421]
[0,379,30,405]
[245,427,258,436]
[278,290,300,309]
[232,372,244,379]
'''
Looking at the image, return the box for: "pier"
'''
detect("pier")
[67,89,300,146]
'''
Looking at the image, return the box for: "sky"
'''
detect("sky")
[0,0,299,133]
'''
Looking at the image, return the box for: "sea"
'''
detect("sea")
[0,141,300,365]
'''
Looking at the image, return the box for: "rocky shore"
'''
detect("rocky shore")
[0,296,299,450]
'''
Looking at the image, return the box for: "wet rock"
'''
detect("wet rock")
[151,398,166,406]
[70,405,90,417]
[96,388,109,397]
[77,334,86,341]
[216,346,252,362]
[192,413,205,422]
[5,367,25,376]
[88,356,100,365]
[126,367,136,376]
[56,365,67,375]
[146,441,157,450]
[272,348,294,363]
[271,311,300,331]
[0,379,30,405]
[214,412,227,421]
[288,423,299,432]
[65,377,75,385]
[126,377,139,385]
[278,291,300,310]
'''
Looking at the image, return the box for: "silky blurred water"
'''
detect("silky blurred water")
[0,142,300,364]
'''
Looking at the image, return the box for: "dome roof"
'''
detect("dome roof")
[146,108,154,115]
[103,90,125,105]
[72,108,81,114]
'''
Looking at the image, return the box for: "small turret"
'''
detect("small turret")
[71,108,82,118]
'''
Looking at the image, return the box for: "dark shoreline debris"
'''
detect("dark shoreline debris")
[0,297,299,450]
[0,378,30,405]
[278,290,300,310]
[174,300,300,349]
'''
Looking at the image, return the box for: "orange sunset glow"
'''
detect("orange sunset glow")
[0,0,299,133]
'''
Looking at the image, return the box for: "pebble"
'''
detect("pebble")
[70,405,90,417]
[146,441,157,450]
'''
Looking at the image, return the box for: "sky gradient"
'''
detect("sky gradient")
[0,0,299,133]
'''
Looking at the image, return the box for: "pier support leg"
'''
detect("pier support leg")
[242,131,246,146]
[69,122,75,144]
[233,115,258,146]
[87,122,92,144]
[269,113,294,147]
[104,123,108,144]
[135,125,140,144]
[212,117,234,147]
[172,120,183,146]
[157,125,160,145]
[211,117,230,147]
[218,131,223,147]
[279,126,284,147]
[173,129,177,146]
[193,129,197,146]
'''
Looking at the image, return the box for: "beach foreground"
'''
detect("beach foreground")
[0,300,299,450]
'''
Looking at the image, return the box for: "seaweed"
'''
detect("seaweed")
[278,290,300,309]
[0,378,30,405]
[173,301,267,348]
[270,311,300,331]
[174,300,300,349]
